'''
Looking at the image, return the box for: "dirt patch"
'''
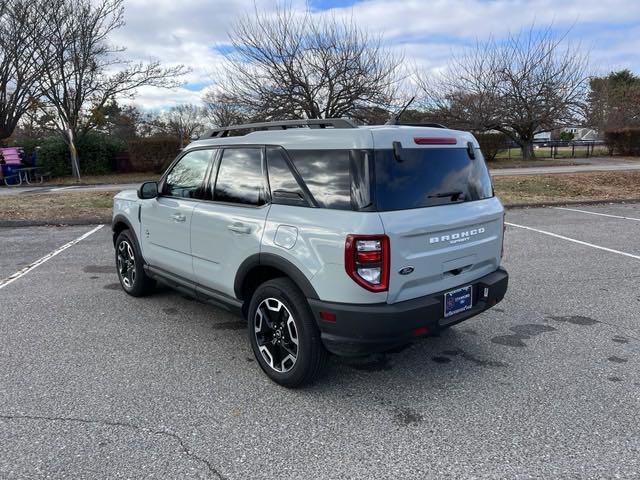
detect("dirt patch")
[494,171,640,206]
[0,191,116,222]
[43,172,157,186]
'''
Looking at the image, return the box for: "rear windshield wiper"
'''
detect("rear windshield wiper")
[427,191,465,201]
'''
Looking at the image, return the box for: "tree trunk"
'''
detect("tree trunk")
[65,128,81,182]
[521,141,535,160]
[70,141,81,181]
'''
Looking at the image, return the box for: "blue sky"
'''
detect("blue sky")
[113,0,640,110]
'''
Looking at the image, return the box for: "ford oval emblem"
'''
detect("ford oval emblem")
[398,266,414,275]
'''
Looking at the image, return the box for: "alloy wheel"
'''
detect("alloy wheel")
[254,298,299,373]
[117,240,136,289]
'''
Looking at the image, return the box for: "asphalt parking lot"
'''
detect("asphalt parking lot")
[1,203,639,479]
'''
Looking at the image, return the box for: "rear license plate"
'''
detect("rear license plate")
[444,285,473,318]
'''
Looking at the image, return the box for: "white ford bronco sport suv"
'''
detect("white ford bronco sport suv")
[112,118,508,387]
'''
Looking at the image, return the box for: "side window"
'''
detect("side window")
[163,149,212,198]
[266,148,307,206]
[287,150,351,210]
[213,148,264,206]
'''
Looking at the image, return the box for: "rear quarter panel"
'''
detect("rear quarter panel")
[263,205,387,304]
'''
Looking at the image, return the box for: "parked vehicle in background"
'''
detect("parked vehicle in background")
[112,119,508,387]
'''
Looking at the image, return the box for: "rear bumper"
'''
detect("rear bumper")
[308,268,508,356]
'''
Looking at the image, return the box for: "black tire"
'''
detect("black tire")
[248,278,328,387]
[115,229,155,297]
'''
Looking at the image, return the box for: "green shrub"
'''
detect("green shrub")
[37,137,70,176]
[128,137,181,173]
[21,133,125,177]
[475,132,508,161]
[604,128,640,156]
[559,131,575,141]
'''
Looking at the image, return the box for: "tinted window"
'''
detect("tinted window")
[287,150,351,210]
[267,148,307,206]
[350,150,372,210]
[164,149,211,198]
[374,148,493,211]
[214,148,264,205]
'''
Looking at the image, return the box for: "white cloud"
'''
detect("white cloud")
[110,0,640,110]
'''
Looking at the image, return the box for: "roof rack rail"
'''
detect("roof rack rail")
[201,118,358,139]
[398,122,447,129]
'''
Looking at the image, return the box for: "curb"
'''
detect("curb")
[1,198,639,228]
[0,218,110,228]
[503,198,640,209]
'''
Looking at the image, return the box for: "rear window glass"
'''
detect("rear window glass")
[374,148,493,211]
[285,149,372,211]
[267,148,307,206]
[287,150,351,210]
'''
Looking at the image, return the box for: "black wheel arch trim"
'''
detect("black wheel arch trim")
[234,253,319,300]
[112,214,136,244]
[111,215,147,267]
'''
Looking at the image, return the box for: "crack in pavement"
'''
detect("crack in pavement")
[0,413,226,480]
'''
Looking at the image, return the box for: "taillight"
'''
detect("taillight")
[345,234,390,292]
[414,137,457,145]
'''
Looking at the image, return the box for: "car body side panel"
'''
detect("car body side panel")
[262,204,387,304]
[191,202,270,297]
[113,190,141,240]
[138,197,197,280]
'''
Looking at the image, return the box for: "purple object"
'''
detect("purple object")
[0,147,23,165]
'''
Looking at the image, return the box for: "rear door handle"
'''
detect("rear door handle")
[227,222,251,234]
[171,213,187,223]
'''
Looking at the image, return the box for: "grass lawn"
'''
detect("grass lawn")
[493,171,640,205]
[2,171,640,223]
[0,190,117,223]
[42,172,157,186]
[488,158,581,169]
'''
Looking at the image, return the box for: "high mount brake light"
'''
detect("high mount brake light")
[345,235,390,292]
[414,137,457,145]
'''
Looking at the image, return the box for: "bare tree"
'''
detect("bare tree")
[0,0,45,143]
[416,27,589,160]
[217,4,403,121]
[164,104,205,148]
[37,0,188,179]
[202,91,249,127]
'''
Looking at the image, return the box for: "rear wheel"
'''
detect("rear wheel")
[115,229,155,296]
[248,278,328,387]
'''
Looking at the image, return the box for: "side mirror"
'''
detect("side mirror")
[137,181,158,199]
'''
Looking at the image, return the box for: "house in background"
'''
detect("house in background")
[558,127,599,141]
[535,126,600,142]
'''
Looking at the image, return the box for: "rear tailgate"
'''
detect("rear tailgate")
[379,198,504,303]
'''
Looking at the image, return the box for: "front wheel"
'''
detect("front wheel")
[115,230,155,297]
[248,278,328,387]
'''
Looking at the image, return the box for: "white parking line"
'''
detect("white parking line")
[554,207,640,222]
[505,222,640,261]
[0,225,104,290]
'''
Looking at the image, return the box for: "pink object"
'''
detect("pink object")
[0,147,23,165]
